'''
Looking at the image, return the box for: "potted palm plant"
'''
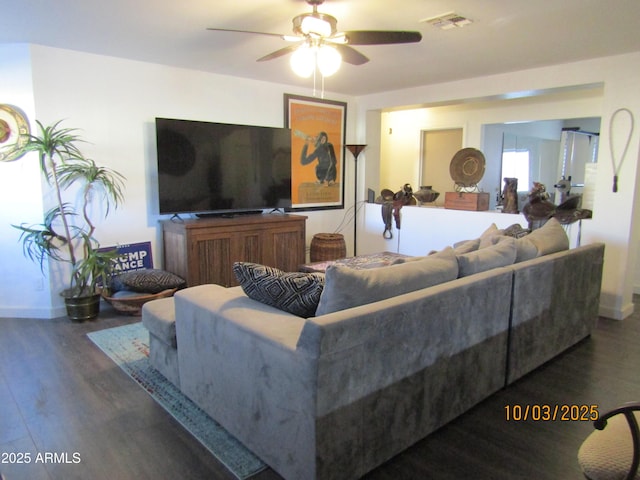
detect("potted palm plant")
[13,120,125,321]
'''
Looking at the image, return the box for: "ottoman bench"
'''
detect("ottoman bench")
[141,297,180,388]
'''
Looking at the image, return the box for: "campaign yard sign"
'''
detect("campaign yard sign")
[100,242,153,275]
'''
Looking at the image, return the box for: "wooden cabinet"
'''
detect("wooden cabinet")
[444,192,490,211]
[162,214,307,287]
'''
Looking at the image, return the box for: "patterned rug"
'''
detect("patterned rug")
[87,322,267,479]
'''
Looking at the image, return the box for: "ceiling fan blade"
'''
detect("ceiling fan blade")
[207,28,287,40]
[334,44,369,65]
[257,44,301,62]
[344,30,422,45]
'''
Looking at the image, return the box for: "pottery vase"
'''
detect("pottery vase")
[413,185,440,204]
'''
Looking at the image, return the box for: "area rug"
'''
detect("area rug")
[87,322,267,479]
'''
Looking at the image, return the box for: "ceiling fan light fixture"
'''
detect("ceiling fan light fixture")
[316,44,341,77]
[294,12,337,37]
[290,44,315,77]
[327,32,348,44]
[290,43,342,78]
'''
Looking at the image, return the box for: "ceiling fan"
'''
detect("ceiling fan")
[206,0,422,68]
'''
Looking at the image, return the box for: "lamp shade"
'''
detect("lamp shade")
[290,44,342,78]
[300,15,332,37]
[290,45,315,78]
[316,45,341,77]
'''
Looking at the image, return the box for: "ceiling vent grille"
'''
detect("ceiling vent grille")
[422,12,473,30]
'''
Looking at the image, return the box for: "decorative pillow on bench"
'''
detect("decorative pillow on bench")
[110,268,186,294]
[315,248,459,316]
[233,262,325,318]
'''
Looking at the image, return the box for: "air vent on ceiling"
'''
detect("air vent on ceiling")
[422,12,473,30]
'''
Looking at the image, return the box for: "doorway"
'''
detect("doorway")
[420,128,463,201]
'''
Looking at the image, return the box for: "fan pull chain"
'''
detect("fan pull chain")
[312,66,317,98]
[311,66,327,99]
[608,107,635,193]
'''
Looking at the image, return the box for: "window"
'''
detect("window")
[501,150,530,190]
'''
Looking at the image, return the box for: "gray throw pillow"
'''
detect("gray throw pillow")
[514,236,539,262]
[479,223,504,248]
[526,217,570,256]
[316,248,459,316]
[393,246,458,263]
[233,262,325,318]
[456,237,517,277]
[453,238,481,254]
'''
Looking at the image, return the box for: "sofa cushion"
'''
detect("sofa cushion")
[233,262,325,318]
[526,217,570,256]
[111,268,186,294]
[479,223,504,248]
[394,246,459,263]
[453,238,481,254]
[514,236,540,262]
[316,248,459,315]
[141,296,177,347]
[457,237,517,277]
[477,229,537,263]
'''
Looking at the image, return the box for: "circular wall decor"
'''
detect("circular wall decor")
[0,104,30,162]
[449,147,486,187]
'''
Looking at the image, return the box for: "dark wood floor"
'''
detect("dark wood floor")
[1,297,638,480]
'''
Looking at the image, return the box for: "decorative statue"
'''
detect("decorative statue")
[553,176,572,204]
[502,177,519,214]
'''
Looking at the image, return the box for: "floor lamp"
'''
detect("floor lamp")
[345,144,367,256]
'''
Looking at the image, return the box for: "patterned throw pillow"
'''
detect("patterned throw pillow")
[502,223,530,239]
[232,262,325,318]
[111,269,186,294]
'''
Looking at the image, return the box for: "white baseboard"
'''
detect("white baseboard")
[599,301,635,321]
[0,305,66,319]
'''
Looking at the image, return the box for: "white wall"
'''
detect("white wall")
[358,203,582,256]
[378,88,603,198]
[356,53,640,320]
[0,45,358,318]
[0,44,56,317]
[2,46,639,320]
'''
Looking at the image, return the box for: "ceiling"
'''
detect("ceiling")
[2,0,640,96]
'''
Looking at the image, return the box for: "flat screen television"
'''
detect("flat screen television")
[155,117,292,216]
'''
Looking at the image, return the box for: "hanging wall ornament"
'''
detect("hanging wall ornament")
[608,107,635,193]
[0,104,30,162]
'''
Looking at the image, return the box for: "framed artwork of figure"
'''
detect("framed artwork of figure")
[284,94,347,210]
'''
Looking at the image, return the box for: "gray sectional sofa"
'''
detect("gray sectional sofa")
[142,220,604,480]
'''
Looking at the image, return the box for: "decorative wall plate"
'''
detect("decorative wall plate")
[449,147,486,187]
[0,104,30,162]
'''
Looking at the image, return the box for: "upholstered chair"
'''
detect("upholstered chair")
[578,402,640,479]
